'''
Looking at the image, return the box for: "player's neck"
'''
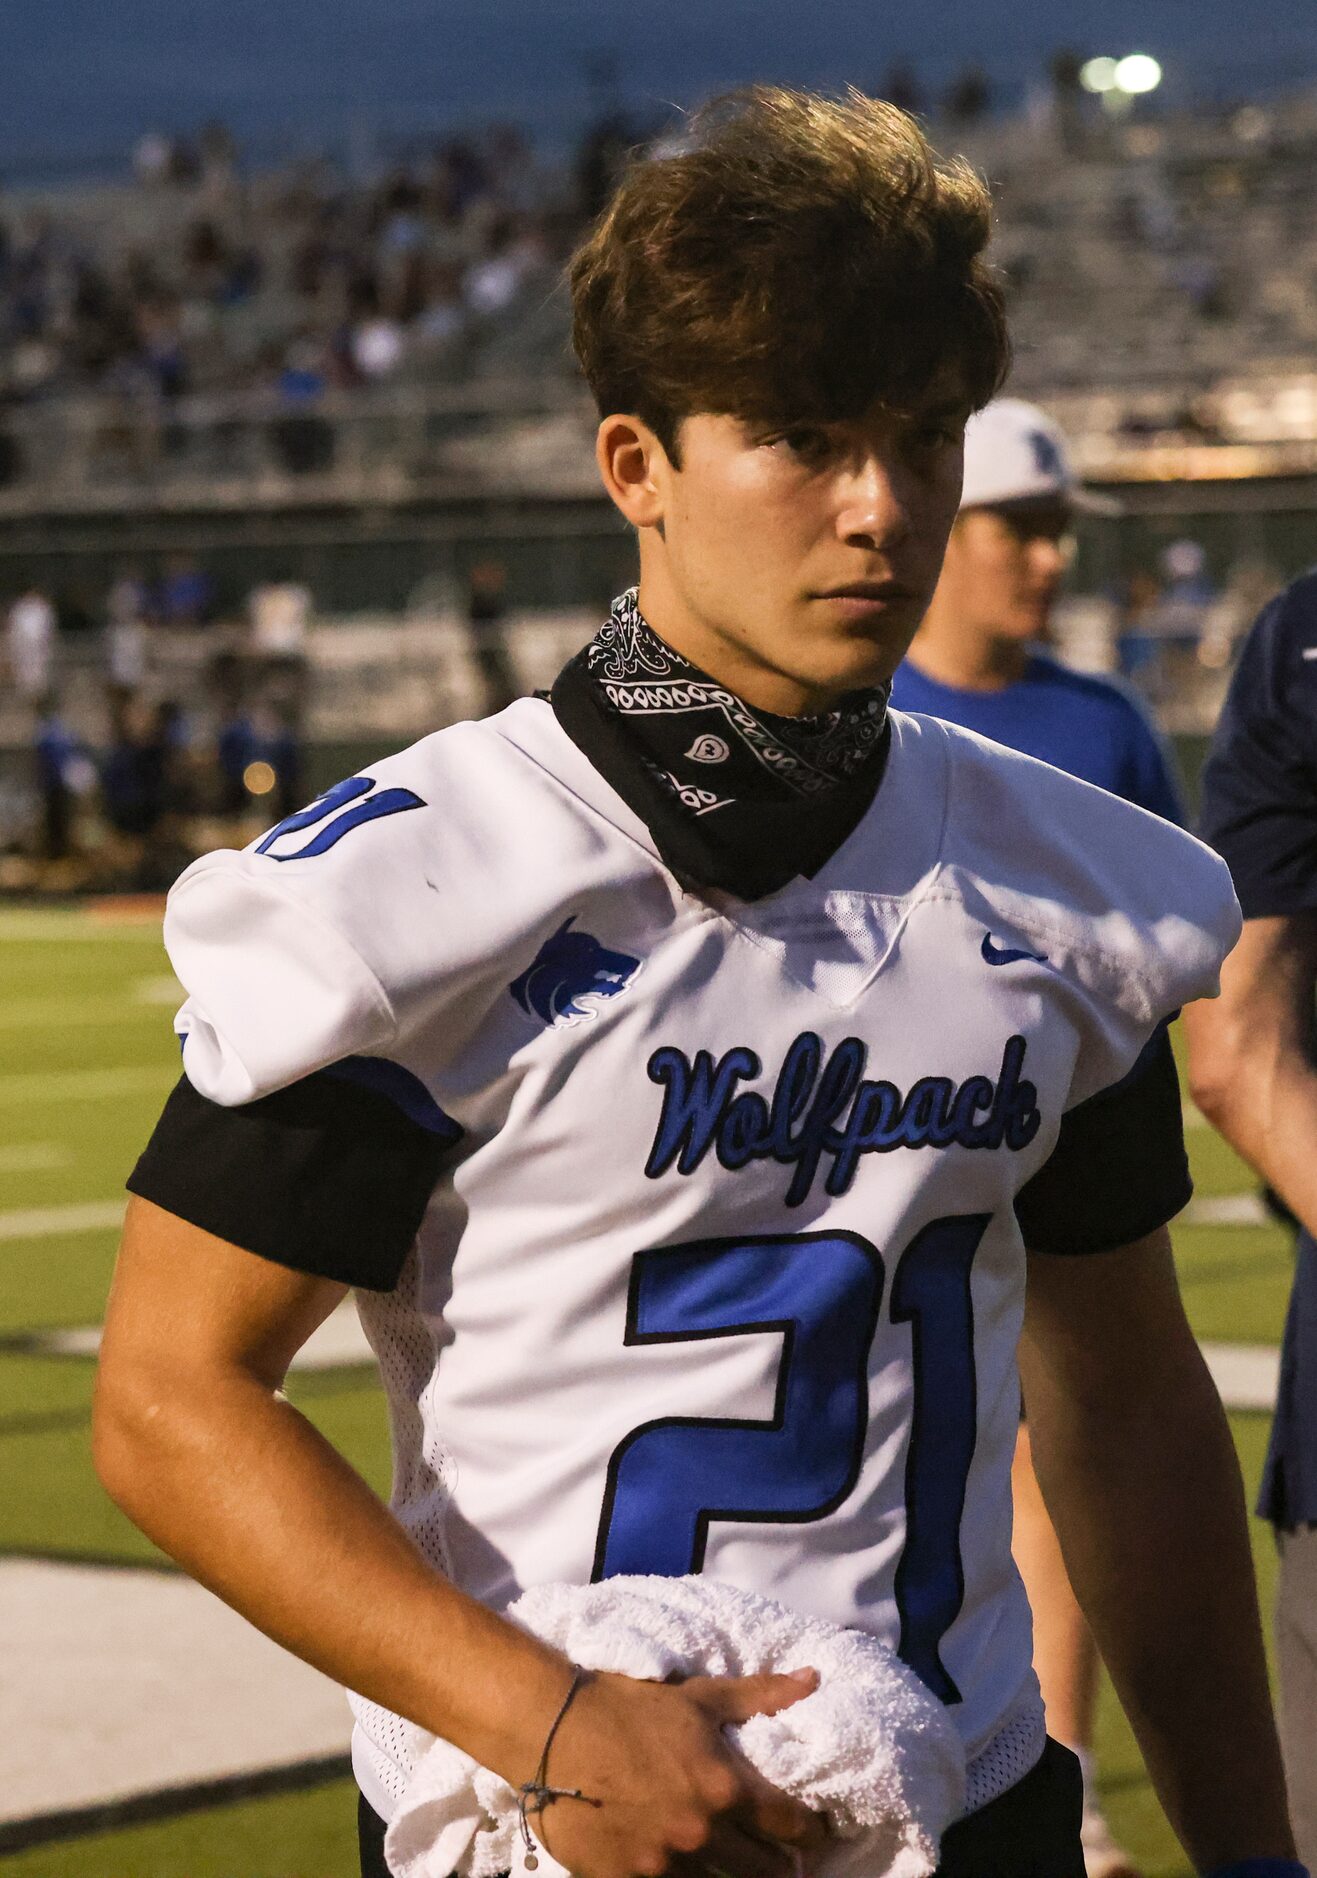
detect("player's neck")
[905,617,1031,694]
[633,569,846,719]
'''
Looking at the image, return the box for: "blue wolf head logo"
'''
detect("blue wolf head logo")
[510,918,642,1027]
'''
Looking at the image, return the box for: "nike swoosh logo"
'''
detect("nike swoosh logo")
[981,932,1049,968]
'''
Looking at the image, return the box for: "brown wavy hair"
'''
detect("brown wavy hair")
[571,87,1009,462]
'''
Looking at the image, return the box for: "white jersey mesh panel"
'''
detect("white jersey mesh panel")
[963,1699,1048,1815]
[349,1251,455,1808]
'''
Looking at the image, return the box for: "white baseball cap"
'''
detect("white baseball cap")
[959,398,1121,515]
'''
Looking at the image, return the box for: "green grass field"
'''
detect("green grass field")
[0,904,1295,1876]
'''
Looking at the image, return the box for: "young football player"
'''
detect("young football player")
[892,396,1187,1878]
[95,90,1302,1878]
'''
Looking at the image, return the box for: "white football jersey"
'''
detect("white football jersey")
[162,702,1239,1821]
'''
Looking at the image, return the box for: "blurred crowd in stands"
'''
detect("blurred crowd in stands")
[3,562,313,890]
[0,537,1279,893]
[0,76,1315,435]
[0,73,1312,892]
[0,113,605,417]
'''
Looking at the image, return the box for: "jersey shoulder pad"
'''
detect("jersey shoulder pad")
[167,705,664,1105]
[931,714,1240,1043]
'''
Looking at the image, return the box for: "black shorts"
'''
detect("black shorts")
[358,1737,1082,1878]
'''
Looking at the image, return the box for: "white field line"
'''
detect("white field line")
[0,1200,125,1242]
[0,1143,71,1174]
[42,1296,374,1372]
[131,975,183,1004]
[0,1000,171,1030]
[0,912,162,941]
[1183,1192,1271,1228]
[26,1301,1273,1404]
[0,976,180,1030]
[0,1065,174,1104]
[0,1559,349,1824]
[1202,1341,1281,1412]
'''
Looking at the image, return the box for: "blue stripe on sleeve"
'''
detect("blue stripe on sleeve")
[322,1056,463,1144]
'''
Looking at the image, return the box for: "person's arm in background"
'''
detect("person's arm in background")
[1182,575,1317,1874]
[1183,915,1317,1228]
[1009,1007,1304,1868]
[1020,1228,1297,1868]
[1185,575,1317,1223]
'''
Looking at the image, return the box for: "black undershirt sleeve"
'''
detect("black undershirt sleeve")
[1014,1025,1191,1256]
[127,1072,453,1291]
[131,1028,1186,1281]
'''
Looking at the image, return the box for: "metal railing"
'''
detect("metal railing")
[3,364,1317,520]
[0,380,601,515]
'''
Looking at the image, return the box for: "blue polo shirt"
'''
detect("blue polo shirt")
[1198,570,1317,1529]
[890,652,1185,823]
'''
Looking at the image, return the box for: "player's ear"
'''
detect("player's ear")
[595,414,670,531]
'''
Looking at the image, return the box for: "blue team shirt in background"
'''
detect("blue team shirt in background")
[890,651,1186,824]
[1199,569,1317,1529]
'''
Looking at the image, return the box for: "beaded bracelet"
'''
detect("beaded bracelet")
[517,1667,598,1871]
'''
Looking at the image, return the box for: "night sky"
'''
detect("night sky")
[6,0,1315,177]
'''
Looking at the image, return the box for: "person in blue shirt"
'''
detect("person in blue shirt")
[32,693,95,862]
[892,398,1185,1878]
[892,399,1183,825]
[1186,569,1317,1870]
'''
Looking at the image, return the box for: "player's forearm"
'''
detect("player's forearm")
[92,1362,573,1781]
[1185,1001,1317,1235]
[1221,1056,1317,1237]
[1024,1338,1294,1866]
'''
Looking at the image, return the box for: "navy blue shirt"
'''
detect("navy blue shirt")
[1199,570,1317,1528]
[891,653,1185,824]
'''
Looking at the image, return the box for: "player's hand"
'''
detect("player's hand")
[529,1666,829,1878]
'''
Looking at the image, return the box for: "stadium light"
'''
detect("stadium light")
[243,761,277,797]
[1113,54,1162,95]
[1079,57,1119,94]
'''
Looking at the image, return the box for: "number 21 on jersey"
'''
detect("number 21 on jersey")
[592,1215,988,1705]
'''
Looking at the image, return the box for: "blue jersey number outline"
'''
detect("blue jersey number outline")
[890,1215,985,1701]
[256,775,425,861]
[592,1213,990,1704]
[593,1232,885,1581]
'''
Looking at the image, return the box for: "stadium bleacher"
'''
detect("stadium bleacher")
[3,87,1317,887]
[1,87,1316,500]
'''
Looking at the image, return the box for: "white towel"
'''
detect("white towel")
[383,1575,966,1878]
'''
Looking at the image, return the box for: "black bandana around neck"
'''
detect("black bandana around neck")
[550,588,891,900]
